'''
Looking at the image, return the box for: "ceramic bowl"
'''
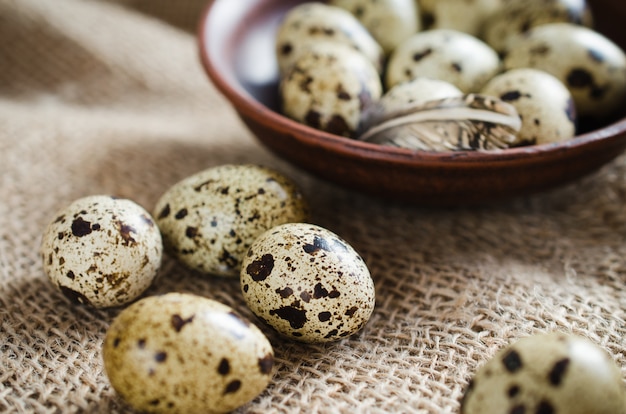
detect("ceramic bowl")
[198,0,626,205]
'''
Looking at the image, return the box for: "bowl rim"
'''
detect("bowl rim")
[197,0,626,168]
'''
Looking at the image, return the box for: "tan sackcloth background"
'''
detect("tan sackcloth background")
[2,0,626,413]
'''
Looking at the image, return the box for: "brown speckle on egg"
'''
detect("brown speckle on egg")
[247,254,275,282]
[158,204,170,219]
[258,354,273,375]
[413,48,433,61]
[224,380,242,395]
[269,306,308,329]
[218,358,230,376]
[548,358,570,386]
[71,217,92,237]
[154,352,167,363]
[567,68,594,88]
[502,349,523,372]
[171,314,194,333]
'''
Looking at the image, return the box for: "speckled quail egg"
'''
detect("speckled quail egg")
[385,29,501,92]
[483,0,593,55]
[461,332,626,414]
[504,23,626,119]
[275,2,384,75]
[329,0,420,54]
[153,165,309,278]
[40,195,162,308]
[240,223,375,343]
[103,293,274,414]
[481,68,577,145]
[418,0,506,36]
[280,42,383,137]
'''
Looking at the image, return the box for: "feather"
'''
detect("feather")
[358,94,523,151]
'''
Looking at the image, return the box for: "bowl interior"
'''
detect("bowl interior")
[199,0,626,204]
[204,0,626,132]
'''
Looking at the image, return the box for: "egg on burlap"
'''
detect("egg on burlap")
[103,293,274,414]
[40,195,162,308]
[240,223,375,343]
[461,332,626,414]
[153,164,309,278]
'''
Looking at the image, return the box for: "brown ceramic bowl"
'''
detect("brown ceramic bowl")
[198,0,626,205]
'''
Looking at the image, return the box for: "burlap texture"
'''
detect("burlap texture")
[2,0,626,413]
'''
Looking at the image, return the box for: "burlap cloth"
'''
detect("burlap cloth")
[2,0,626,413]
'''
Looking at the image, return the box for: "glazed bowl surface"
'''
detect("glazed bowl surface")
[199,0,626,205]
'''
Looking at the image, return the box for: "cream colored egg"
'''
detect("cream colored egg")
[40,195,162,308]
[240,223,375,343]
[371,77,463,111]
[419,0,506,36]
[280,42,383,137]
[386,29,501,92]
[483,0,593,55]
[504,23,626,119]
[329,0,420,54]
[153,165,309,277]
[481,68,577,145]
[275,2,384,74]
[461,332,626,414]
[103,293,274,414]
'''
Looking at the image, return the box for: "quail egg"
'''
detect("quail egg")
[240,223,375,343]
[40,195,162,308]
[365,77,464,115]
[103,292,274,414]
[153,164,309,277]
[275,2,384,75]
[385,29,501,92]
[504,23,626,119]
[483,0,593,55]
[280,42,383,137]
[329,0,420,54]
[461,332,626,414]
[481,68,577,145]
[419,0,506,36]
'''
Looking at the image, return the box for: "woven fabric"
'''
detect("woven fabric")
[2,0,626,413]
